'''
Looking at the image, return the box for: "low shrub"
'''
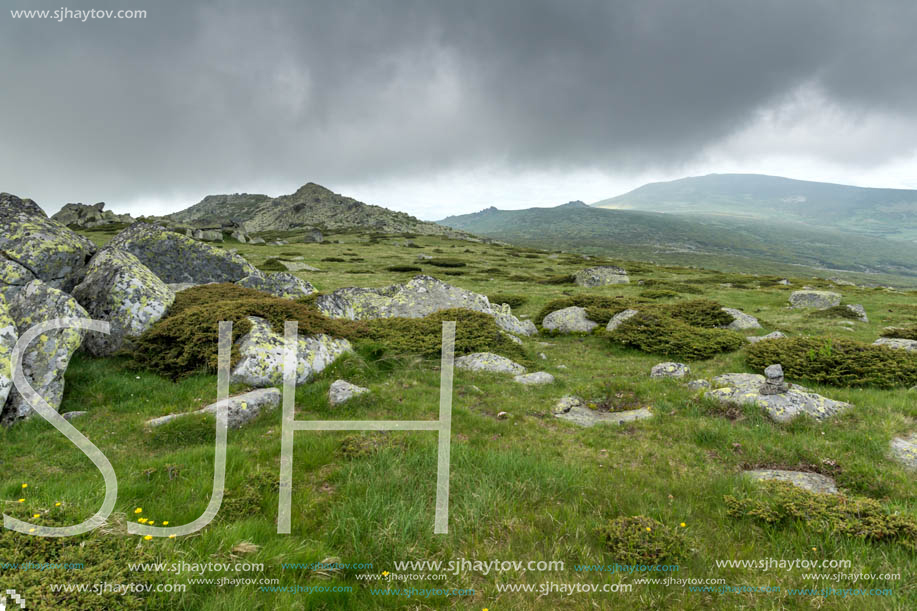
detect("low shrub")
[808,305,861,320]
[640,289,679,300]
[881,325,917,340]
[426,258,467,268]
[386,265,423,272]
[664,299,735,328]
[746,336,917,388]
[610,312,744,360]
[725,481,917,551]
[598,516,690,564]
[535,296,636,326]
[640,280,703,294]
[321,257,347,262]
[536,274,575,285]
[257,257,287,272]
[487,294,528,308]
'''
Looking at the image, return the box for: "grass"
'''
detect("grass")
[1,229,915,609]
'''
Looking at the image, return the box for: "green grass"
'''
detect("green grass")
[2,230,916,609]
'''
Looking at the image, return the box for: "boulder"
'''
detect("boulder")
[552,396,652,427]
[721,307,761,330]
[248,237,266,245]
[873,337,917,352]
[236,272,315,299]
[50,202,133,228]
[650,362,690,379]
[747,331,786,344]
[513,371,555,385]
[0,254,36,304]
[454,352,525,375]
[230,229,248,243]
[316,275,533,336]
[0,298,17,409]
[107,222,258,284]
[890,433,917,470]
[745,469,838,494]
[193,229,223,242]
[231,317,351,387]
[574,266,629,287]
[289,228,323,244]
[788,290,841,309]
[706,373,852,423]
[846,304,868,323]
[606,308,639,332]
[0,192,96,292]
[329,380,369,406]
[276,261,321,273]
[71,249,175,356]
[542,306,598,333]
[2,280,88,424]
[147,388,281,429]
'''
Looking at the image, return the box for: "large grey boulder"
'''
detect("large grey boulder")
[788,290,841,309]
[0,298,16,409]
[329,380,369,406]
[542,306,598,333]
[2,280,88,424]
[0,192,96,292]
[890,433,917,470]
[606,309,639,332]
[231,317,352,387]
[706,372,852,423]
[107,222,258,284]
[50,202,133,228]
[71,249,175,356]
[574,266,629,287]
[147,388,281,429]
[0,254,36,304]
[236,272,315,299]
[745,469,838,494]
[316,275,534,336]
[721,307,761,330]
[873,337,917,352]
[455,352,525,375]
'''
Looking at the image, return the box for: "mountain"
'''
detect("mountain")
[592,174,917,241]
[167,182,467,237]
[438,202,917,285]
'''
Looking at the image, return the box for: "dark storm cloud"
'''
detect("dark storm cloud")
[1,0,916,212]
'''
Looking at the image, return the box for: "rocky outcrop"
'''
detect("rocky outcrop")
[236,272,315,299]
[541,306,598,333]
[72,249,175,356]
[574,266,629,287]
[230,317,351,387]
[2,280,88,424]
[0,298,16,410]
[107,222,258,284]
[788,290,841,309]
[706,372,852,423]
[0,192,96,293]
[650,362,690,379]
[329,380,369,406]
[454,353,525,375]
[873,337,917,352]
[50,202,133,228]
[316,275,533,336]
[745,469,838,494]
[147,388,281,429]
[721,307,761,330]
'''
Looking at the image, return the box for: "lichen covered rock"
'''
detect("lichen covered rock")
[3,280,88,423]
[788,290,841,309]
[747,331,786,344]
[0,192,96,292]
[706,373,852,423]
[745,469,838,494]
[455,352,525,375]
[236,272,315,299]
[147,388,281,429]
[650,362,690,379]
[0,254,36,305]
[606,308,639,332]
[72,249,175,356]
[721,307,761,330]
[513,371,554,385]
[890,433,917,470]
[231,316,352,387]
[0,297,17,409]
[542,306,598,333]
[873,337,917,352]
[574,266,629,287]
[329,379,370,406]
[107,222,258,284]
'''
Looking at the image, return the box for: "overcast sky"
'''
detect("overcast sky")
[2,0,917,219]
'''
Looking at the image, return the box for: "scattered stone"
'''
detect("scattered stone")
[846,304,868,322]
[147,388,281,429]
[72,249,175,356]
[721,307,761,330]
[0,192,97,292]
[778,279,791,285]
[574,266,629,287]
[606,308,639,332]
[747,331,786,344]
[231,317,352,387]
[830,277,856,286]
[745,469,838,494]
[706,373,852,423]
[3,280,88,424]
[501,331,523,345]
[417,254,432,260]
[890,433,917,470]
[236,272,315,299]
[759,364,788,395]
[514,371,554,385]
[685,379,711,391]
[497,411,509,420]
[553,395,584,414]
[248,237,266,245]
[108,222,259,284]
[454,352,526,375]
[62,411,86,421]
[329,380,369,406]
[491,303,537,337]
[277,261,320,272]
[553,395,652,427]
[650,362,690,379]
[788,290,842,309]
[538,352,547,360]
[230,229,249,243]
[542,306,598,333]
[873,337,917,352]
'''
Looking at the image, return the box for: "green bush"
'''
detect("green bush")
[386,265,422,272]
[639,280,703,294]
[746,336,917,388]
[536,274,575,285]
[257,257,287,272]
[808,305,860,320]
[663,299,734,328]
[598,516,690,564]
[726,482,917,551]
[488,294,528,308]
[640,289,679,300]
[610,312,744,360]
[426,258,466,268]
[882,325,917,340]
[321,257,347,262]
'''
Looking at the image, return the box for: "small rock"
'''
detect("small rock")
[62,411,86,421]
[721,307,761,330]
[890,433,917,470]
[606,308,639,332]
[845,304,868,323]
[759,364,788,395]
[650,362,690,379]
[538,352,547,360]
[685,379,711,390]
[497,411,509,420]
[329,380,369,406]
[574,266,629,287]
[542,306,598,333]
[455,352,526,375]
[747,331,786,344]
[514,371,555,385]
[745,469,838,494]
[147,388,281,429]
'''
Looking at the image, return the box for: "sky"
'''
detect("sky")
[2,0,917,220]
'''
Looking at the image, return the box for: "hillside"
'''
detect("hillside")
[167,182,469,237]
[593,174,917,241]
[438,202,917,286]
